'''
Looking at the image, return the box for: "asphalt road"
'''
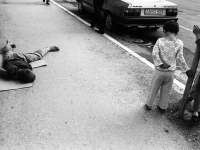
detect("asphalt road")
[0,0,200,149]
[169,0,200,29]
[55,0,200,85]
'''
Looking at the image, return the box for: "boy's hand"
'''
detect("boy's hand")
[193,25,200,40]
[186,69,195,78]
[159,64,170,69]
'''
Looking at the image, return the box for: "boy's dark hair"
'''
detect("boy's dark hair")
[163,20,179,34]
[19,69,36,83]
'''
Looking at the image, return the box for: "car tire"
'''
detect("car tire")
[105,12,116,31]
[78,0,85,14]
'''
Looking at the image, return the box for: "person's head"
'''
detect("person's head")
[3,40,16,53]
[18,69,36,83]
[163,20,179,36]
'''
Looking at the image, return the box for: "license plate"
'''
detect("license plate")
[145,9,163,15]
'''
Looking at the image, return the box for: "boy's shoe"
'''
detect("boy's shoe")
[191,112,200,125]
[157,106,166,114]
[46,0,50,5]
[49,46,59,52]
[187,96,194,102]
[145,104,152,111]
[95,30,104,34]
[91,23,95,28]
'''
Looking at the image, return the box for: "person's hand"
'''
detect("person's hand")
[49,46,59,52]
[159,64,170,69]
[0,68,8,77]
[193,25,200,40]
[186,69,195,78]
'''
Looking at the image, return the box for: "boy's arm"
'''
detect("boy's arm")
[176,41,189,72]
[3,63,19,79]
[186,25,200,78]
[0,68,8,77]
[152,39,163,67]
[194,25,200,49]
[196,39,200,47]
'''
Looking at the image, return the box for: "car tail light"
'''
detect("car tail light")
[166,8,178,16]
[124,8,141,17]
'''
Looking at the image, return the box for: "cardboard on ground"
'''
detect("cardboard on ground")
[0,54,47,91]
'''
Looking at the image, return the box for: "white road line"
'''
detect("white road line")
[51,0,90,26]
[180,26,192,32]
[51,0,186,93]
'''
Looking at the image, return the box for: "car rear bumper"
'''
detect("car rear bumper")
[114,16,178,27]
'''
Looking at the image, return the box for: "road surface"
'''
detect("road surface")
[56,0,200,85]
[0,0,199,149]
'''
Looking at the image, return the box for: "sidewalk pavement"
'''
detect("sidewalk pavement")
[0,0,197,149]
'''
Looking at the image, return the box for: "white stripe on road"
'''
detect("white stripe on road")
[180,26,192,32]
[51,0,186,93]
[51,0,90,26]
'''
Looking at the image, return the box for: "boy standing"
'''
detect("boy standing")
[145,20,192,113]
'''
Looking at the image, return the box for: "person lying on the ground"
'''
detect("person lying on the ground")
[1,40,59,83]
[186,25,200,124]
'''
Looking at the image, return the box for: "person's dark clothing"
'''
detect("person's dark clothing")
[94,0,104,7]
[196,38,200,49]
[3,58,32,79]
[43,0,50,5]
[2,47,49,80]
[188,38,200,124]
[46,0,50,5]
[189,39,200,112]
[91,0,104,33]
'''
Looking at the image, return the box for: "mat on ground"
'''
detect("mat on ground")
[0,55,47,91]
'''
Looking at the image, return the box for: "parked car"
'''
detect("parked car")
[77,0,178,31]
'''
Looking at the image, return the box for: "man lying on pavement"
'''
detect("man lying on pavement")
[1,40,59,83]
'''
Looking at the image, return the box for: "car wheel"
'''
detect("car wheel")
[105,13,116,31]
[78,1,85,14]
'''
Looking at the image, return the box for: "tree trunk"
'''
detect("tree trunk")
[177,47,200,117]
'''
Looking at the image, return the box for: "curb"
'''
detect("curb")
[51,0,186,94]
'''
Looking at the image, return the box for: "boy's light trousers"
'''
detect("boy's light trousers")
[146,68,175,109]
[3,47,51,63]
